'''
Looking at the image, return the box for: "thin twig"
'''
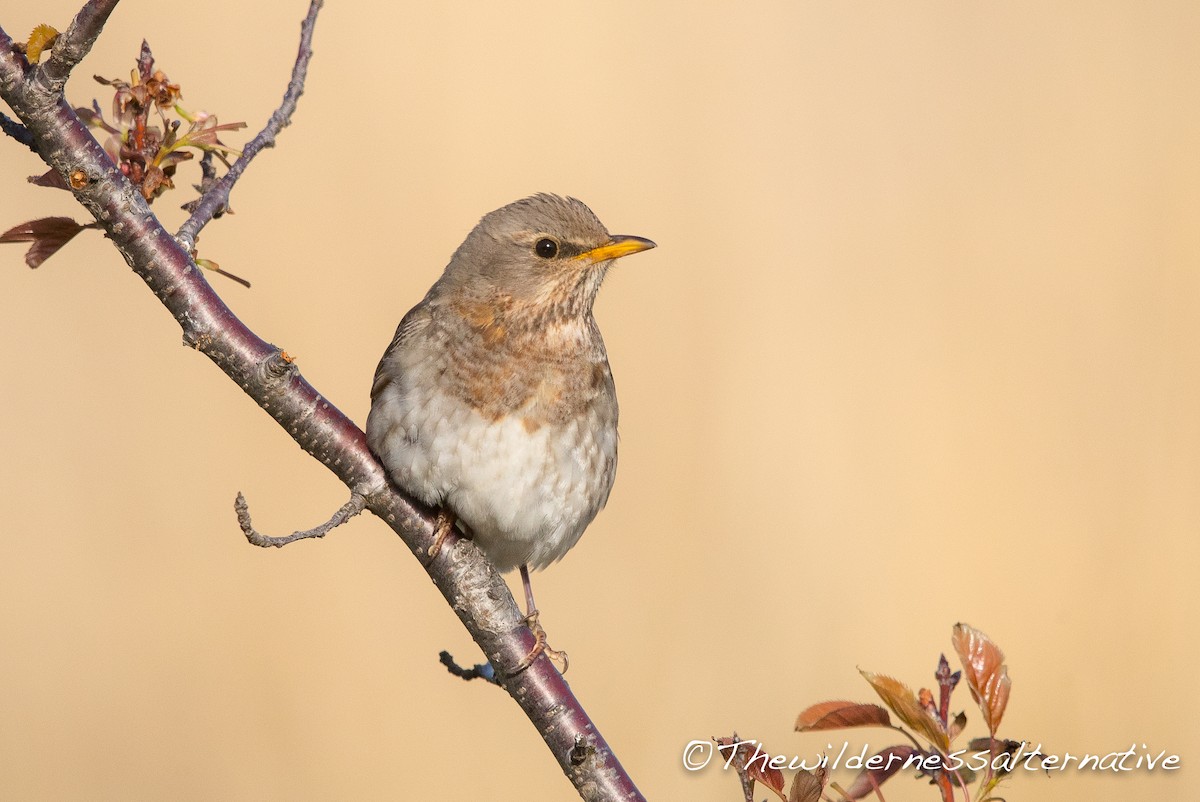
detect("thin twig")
[438,651,500,684]
[32,0,122,100]
[235,490,367,547]
[175,0,323,252]
[0,110,35,150]
[181,151,222,213]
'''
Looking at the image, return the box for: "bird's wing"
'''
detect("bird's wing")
[370,302,433,402]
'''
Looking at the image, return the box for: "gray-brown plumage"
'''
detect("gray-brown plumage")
[367,194,654,580]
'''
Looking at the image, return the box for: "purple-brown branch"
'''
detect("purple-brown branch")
[31,0,121,98]
[0,109,34,149]
[0,7,642,802]
[175,0,323,252]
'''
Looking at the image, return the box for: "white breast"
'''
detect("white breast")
[367,380,617,572]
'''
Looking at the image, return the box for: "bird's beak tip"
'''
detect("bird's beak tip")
[577,235,657,264]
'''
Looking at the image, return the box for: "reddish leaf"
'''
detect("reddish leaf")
[796,700,891,732]
[27,169,69,190]
[714,736,756,802]
[0,217,86,268]
[860,670,949,751]
[714,735,788,802]
[951,623,1011,735]
[788,766,827,802]
[843,745,918,800]
[753,763,788,801]
[745,747,788,801]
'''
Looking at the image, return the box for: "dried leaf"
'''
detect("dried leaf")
[951,623,1011,735]
[860,670,949,751]
[842,745,918,800]
[796,700,891,732]
[967,737,1026,773]
[918,686,936,715]
[788,766,827,802]
[186,120,248,148]
[947,710,967,741]
[25,24,59,65]
[1,217,86,268]
[141,164,168,199]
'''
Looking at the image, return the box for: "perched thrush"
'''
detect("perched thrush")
[366,194,654,665]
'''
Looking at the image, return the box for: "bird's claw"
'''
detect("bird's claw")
[514,609,569,674]
[425,509,456,563]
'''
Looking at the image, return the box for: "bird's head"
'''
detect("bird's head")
[438,193,655,322]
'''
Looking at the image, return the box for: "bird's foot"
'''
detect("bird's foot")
[514,609,569,674]
[425,509,456,563]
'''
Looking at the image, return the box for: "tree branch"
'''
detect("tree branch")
[175,0,323,252]
[0,9,642,801]
[235,487,368,547]
[31,0,122,99]
[0,109,35,150]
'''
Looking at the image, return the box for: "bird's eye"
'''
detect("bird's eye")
[535,238,558,259]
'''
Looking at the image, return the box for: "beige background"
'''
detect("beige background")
[1,1,1196,800]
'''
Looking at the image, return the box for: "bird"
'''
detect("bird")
[366,193,655,670]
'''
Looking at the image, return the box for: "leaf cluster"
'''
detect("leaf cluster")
[2,36,245,285]
[718,624,1018,802]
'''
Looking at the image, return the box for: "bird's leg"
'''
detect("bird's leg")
[521,562,538,614]
[514,563,569,674]
[425,508,456,562]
